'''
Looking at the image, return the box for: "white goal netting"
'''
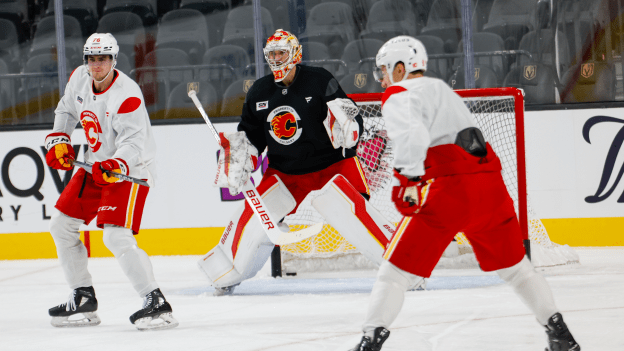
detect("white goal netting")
[280,89,579,272]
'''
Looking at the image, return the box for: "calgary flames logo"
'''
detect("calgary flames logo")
[80,110,103,152]
[267,106,302,145]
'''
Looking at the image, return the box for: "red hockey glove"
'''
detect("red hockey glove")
[92,158,128,186]
[391,169,424,216]
[45,133,75,170]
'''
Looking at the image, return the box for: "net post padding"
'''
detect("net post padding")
[280,88,578,273]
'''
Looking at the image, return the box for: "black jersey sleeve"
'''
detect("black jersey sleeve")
[323,76,364,144]
[238,93,267,154]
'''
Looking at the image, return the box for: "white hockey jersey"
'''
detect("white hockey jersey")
[52,66,157,186]
[381,76,478,178]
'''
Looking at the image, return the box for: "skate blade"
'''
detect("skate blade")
[134,312,179,331]
[51,312,101,328]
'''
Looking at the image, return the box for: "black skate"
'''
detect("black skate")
[544,313,580,351]
[213,283,240,296]
[129,288,178,331]
[49,286,101,327]
[350,327,390,351]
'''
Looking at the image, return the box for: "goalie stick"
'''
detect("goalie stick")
[70,160,150,188]
[187,89,324,246]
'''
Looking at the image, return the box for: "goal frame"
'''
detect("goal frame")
[348,87,530,259]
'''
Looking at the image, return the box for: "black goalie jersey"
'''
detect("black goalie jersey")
[238,65,364,175]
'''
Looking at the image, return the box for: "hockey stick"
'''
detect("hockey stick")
[70,160,150,188]
[187,89,323,246]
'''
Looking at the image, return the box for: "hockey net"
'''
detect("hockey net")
[280,88,579,273]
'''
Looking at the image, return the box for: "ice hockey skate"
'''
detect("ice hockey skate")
[49,286,101,328]
[129,288,178,331]
[544,313,580,351]
[213,283,240,296]
[350,327,390,351]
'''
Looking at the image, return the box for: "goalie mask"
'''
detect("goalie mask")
[374,36,427,84]
[83,33,119,83]
[264,29,302,82]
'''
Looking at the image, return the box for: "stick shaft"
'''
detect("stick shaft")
[72,160,150,187]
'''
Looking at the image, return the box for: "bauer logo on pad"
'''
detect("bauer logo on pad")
[256,101,268,111]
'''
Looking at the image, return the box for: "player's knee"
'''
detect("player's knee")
[378,260,424,291]
[49,212,83,247]
[496,256,535,287]
[102,224,137,257]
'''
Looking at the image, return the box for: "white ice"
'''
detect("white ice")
[1,248,622,351]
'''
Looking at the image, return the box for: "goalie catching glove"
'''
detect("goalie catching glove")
[324,98,360,150]
[215,131,259,195]
[92,158,128,186]
[392,169,432,216]
[45,133,75,171]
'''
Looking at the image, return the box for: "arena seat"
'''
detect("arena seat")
[560,61,615,103]
[339,70,382,94]
[503,62,558,104]
[200,44,250,97]
[220,78,255,117]
[97,12,145,69]
[420,0,470,52]
[456,32,506,83]
[139,48,192,115]
[115,52,132,75]
[0,0,30,42]
[45,0,99,37]
[29,16,83,68]
[340,39,383,73]
[165,80,219,119]
[360,0,418,42]
[180,0,230,14]
[222,5,274,58]
[103,0,158,26]
[300,2,358,58]
[415,35,447,79]
[448,64,498,90]
[482,0,537,50]
[155,9,209,64]
[0,18,20,73]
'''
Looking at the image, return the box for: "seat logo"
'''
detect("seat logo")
[243,79,255,93]
[354,73,367,88]
[474,67,480,80]
[187,82,199,94]
[581,63,594,79]
[524,65,537,80]
[267,106,302,145]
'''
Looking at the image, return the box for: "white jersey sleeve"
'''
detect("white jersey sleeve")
[382,77,478,178]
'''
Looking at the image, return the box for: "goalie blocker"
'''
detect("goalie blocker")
[199,157,395,288]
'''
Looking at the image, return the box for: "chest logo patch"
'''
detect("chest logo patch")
[267,106,302,145]
[80,110,103,152]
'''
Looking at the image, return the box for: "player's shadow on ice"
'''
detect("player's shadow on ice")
[173,276,504,296]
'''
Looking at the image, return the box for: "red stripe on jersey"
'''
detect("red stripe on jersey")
[333,175,389,247]
[381,85,407,107]
[68,67,78,82]
[117,97,142,114]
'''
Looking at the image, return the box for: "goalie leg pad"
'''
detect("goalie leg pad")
[198,175,296,288]
[311,174,395,267]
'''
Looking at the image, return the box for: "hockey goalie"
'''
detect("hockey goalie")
[198,29,397,295]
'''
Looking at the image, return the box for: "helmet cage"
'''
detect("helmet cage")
[263,29,302,82]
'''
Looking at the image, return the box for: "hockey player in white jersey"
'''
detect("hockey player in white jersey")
[44,33,178,331]
[349,36,580,351]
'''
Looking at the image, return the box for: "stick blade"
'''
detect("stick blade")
[275,223,324,246]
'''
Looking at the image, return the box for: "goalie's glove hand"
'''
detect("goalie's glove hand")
[45,133,75,170]
[324,98,360,149]
[92,158,128,187]
[391,169,426,216]
[215,131,259,196]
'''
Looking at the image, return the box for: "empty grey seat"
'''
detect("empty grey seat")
[0,0,30,42]
[421,0,470,51]
[29,15,83,66]
[139,48,192,114]
[482,0,537,50]
[97,12,146,68]
[503,62,558,104]
[220,78,255,117]
[115,52,132,75]
[180,0,230,14]
[560,61,615,103]
[103,0,158,26]
[339,70,382,94]
[300,2,358,58]
[222,5,274,57]
[0,18,19,73]
[340,39,384,73]
[165,81,219,119]
[415,35,447,79]
[456,32,506,83]
[201,44,250,95]
[517,29,571,74]
[360,0,418,42]
[156,9,209,65]
[448,64,498,90]
[300,41,342,77]
[45,0,99,37]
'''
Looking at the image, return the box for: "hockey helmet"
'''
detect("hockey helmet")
[83,33,119,79]
[374,36,427,84]
[263,29,302,82]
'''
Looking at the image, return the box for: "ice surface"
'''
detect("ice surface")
[1,248,622,350]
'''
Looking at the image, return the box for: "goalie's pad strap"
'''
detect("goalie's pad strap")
[311,174,394,266]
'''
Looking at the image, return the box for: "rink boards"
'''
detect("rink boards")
[0,108,623,259]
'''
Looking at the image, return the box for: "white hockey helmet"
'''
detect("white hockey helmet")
[83,33,119,69]
[374,36,427,84]
[263,29,302,82]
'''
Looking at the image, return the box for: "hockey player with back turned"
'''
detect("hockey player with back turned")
[349,36,580,351]
[198,29,398,295]
[44,33,178,331]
